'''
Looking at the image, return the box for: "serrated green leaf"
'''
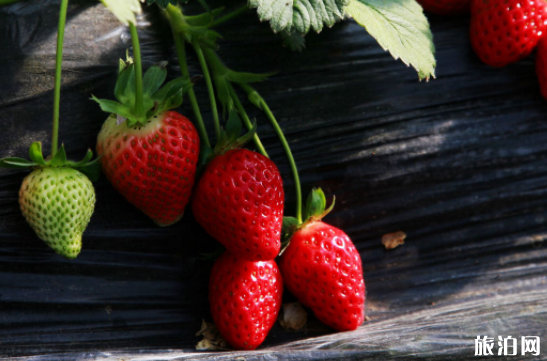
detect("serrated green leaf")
[345,0,436,80]
[281,30,306,51]
[143,63,168,95]
[249,0,348,34]
[0,157,38,169]
[28,142,46,165]
[101,0,141,26]
[50,145,68,167]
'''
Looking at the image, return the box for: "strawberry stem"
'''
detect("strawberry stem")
[192,41,221,141]
[240,84,303,224]
[171,31,211,148]
[211,5,249,27]
[129,22,144,121]
[228,83,268,158]
[51,0,69,157]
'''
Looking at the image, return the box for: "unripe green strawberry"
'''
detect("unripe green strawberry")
[19,167,96,259]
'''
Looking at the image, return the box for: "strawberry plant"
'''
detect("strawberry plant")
[92,4,201,226]
[0,0,99,259]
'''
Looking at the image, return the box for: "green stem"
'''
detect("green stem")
[228,83,268,158]
[240,84,302,224]
[171,31,211,148]
[129,22,144,120]
[51,0,69,156]
[211,5,249,27]
[192,41,220,140]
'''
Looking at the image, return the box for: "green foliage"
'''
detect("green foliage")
[249,0,349,35]
[0,142,101,182]
[100,0,141,25]
[213,112,257,156]
[92,60,192,127]
[345,0,436,80]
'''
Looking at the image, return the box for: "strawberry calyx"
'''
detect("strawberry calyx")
[0,142,101,181]
[92,57,193,128]
[281,188,335,249]
[198,111,257,168]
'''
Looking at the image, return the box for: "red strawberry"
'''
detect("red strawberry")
[209,251,283,350]
[192,148,284,261]
[93,59,199,226]
[536,36,547,100]
[470,0,547,67]
[418,0,471,15]
[96,110,199,226]
[279,189,365,331]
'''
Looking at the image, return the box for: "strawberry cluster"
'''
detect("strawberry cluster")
[418,0,547,99]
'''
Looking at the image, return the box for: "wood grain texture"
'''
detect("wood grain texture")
[0,1,546,359]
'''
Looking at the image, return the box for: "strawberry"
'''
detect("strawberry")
[19,167,95,259]
[536,36,547,100]
[1,142,99,259]
[470,0,547,67]
[96,110,199,226]
[418,0,471,15]
[209,251,283,350]
[93,59,199,226]
[192,148,284,261]
[279,189,365,331]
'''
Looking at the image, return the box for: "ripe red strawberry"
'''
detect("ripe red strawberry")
[93,59,199,226]
[418,0,471,15]
[279,189,365,331]
[470,0,547,67]
[96,110,199,226]
[536,36,547,100]
[192,148,284,261]
[209,251,283,350]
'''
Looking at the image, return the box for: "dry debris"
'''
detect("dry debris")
[195,320,231,351]
[279,302,307,331]
[382,231,407,250]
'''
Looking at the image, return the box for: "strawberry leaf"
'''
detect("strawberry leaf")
[100,0,141,26]
[345,0,436,80]
[249,0,349,34]
[281,31,306,52]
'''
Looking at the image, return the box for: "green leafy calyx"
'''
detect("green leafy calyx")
[213,111,257,157]
[92,58,192,127]
[281,188,335,241]
[0,142,101,182]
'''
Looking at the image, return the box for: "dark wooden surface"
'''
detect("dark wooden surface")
[1,1,547,359]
